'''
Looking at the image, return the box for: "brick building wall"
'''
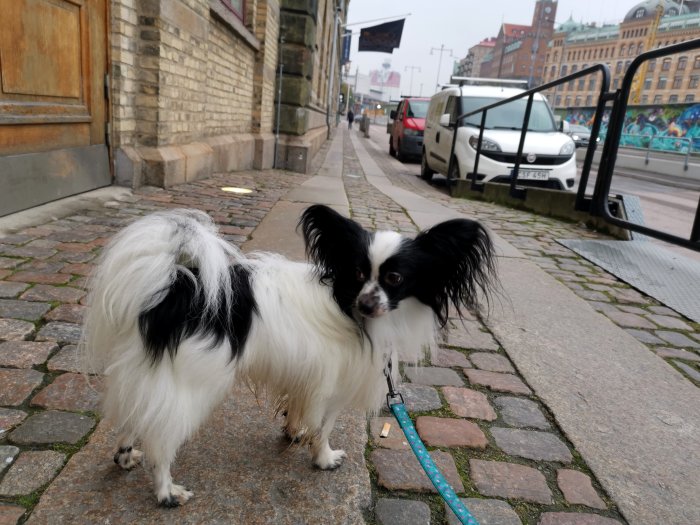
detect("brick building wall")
[110,0,339,187]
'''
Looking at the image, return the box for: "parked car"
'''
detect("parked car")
[566,123,592,148]
[389,97,430,161]
[421,84,577,191]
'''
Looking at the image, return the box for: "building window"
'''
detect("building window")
[669,94,678,103]
[616,61,623,74]
[689,76,700,88]
[577,78,585,90]
[620,44,626,57]
[644,77,652,89]
[613,78,620,89]
[685,94,695,102]
[589,78,596,90]
[694,56,700,69]
[575,96,582,106]
[653,94,662,103]
[565,96,571,106]
[218,0,245,21]
[672,76,683,89]
[662,58,672,71]
[637,43,644,54]
[551,65,557,77]
[677,56,688,70]
[634,8,645,18]
[629,45,635,57]
[555,95,562,106]
[641,95,648,104]
[657,76,667,89]
[585,95,592,106]
[648,59,656,72]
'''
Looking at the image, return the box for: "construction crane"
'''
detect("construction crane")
[630,3,664,104]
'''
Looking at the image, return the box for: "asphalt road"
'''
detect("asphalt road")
[367,126,700,262]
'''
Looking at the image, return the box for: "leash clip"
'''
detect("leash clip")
[384,358,404,409]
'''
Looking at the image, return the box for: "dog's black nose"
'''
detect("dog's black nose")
[358,295,378,316]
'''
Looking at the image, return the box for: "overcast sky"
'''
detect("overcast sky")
[345,0,635,96]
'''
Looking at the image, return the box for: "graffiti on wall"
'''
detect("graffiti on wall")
[561,104,700,153]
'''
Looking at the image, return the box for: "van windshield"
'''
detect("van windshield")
[460,96,556,132]
[406,100,429,118]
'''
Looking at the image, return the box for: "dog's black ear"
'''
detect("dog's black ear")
[298,205,369,283]
[412,218,496,325]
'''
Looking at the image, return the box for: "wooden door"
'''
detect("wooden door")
[0,0,110,217]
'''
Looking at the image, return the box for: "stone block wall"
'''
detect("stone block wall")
[111,0,279,186]
[110,0,342,184]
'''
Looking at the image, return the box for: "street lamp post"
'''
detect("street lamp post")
[430,44,454,91]
[405,65,421,96]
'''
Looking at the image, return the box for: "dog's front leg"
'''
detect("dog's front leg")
[311,408,346,470]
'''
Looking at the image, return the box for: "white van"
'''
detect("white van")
[421,84,577,191]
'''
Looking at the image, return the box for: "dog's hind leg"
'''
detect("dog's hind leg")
[113,431,143,470]
[310,407,346,470]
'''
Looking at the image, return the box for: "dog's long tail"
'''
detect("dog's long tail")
[82,209,242,372]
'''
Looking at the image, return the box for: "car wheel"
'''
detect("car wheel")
[448,158,460,181]
[420,151,434,181]
[389,137,396,157]
[396,141,404,162]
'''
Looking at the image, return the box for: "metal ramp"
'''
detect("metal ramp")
[558,239,700,323]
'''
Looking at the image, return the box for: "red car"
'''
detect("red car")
[389,97,430,162]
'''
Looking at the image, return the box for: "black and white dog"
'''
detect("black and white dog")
[82,204,495,506]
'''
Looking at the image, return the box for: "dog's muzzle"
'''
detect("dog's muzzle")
[357,291,387,318]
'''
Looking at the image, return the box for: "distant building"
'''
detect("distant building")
[478,0,557,86]
[543,0,700,108]
[454,37,497,77]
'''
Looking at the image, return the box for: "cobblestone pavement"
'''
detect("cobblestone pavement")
[0,166,313,522]
[0,128,697,523]
[345,132,630,525]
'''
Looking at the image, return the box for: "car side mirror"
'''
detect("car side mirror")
[559,120,570,133]
[439,113,453,128]
[390,110,397,120]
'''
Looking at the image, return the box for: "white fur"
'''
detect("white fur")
[82,210,438,506]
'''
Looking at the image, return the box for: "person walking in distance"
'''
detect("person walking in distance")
[347,109,354,129]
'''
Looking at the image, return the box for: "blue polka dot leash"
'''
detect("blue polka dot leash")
[385,359,479,525]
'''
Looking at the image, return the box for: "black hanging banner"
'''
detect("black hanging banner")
[358,19,405,54]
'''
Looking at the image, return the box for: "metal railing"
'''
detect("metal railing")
[592,38,700,251]
[447,37,700,252]
[447,63,610,209]
[619,133,693,171]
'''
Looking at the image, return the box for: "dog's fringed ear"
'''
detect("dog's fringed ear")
[298,205,369,283]
[413,218,496,326]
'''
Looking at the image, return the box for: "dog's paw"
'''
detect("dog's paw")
[283,425,307,444]
[313,449,346,470]
[157,484,193,507]
[113,446,143,470]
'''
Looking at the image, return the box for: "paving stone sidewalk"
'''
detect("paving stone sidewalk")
[344,131,627,525]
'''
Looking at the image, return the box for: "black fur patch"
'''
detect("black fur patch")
[138,265,257,363]
[299,205,371,318]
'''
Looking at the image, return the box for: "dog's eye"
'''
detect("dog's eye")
[356,268,366,282]
[384,272,403,286]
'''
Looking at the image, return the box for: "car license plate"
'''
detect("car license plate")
[516,169,549,181]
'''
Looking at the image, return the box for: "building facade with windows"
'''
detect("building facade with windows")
[454,38,496,78]
[477,0,557,86]
[543,0,700,109]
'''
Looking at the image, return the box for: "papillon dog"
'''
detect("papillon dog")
[82,204,495,506]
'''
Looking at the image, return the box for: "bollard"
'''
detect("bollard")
[363,116,370,138]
